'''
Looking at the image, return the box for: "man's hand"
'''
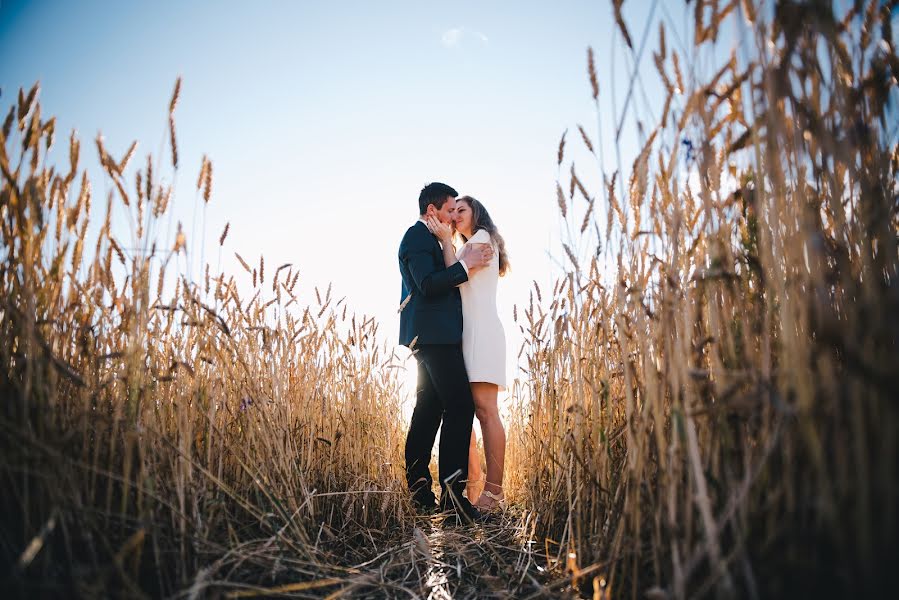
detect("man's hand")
[458,243,494,273]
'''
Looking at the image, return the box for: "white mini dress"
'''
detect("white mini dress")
[457,229,506,390]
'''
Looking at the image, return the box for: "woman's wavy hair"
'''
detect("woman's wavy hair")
[456,196,510,276]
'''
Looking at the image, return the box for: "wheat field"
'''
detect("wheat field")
[2,1,898,598]
[506,1,898,597]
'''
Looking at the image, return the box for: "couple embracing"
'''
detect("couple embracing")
[398,182,510,524]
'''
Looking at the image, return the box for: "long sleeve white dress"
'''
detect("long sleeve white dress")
[456,228,506,389]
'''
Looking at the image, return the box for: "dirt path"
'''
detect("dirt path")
[221,509,576,599]
[343,512,568,598]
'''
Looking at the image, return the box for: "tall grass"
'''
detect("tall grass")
[3,1,897,598]
[0,80,410,597]
[509,0,898,597]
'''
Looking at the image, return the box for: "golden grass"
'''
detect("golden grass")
[506,0,899,597]
[0,80,414,596]
[1,1,897,598]
[0,78,565,599]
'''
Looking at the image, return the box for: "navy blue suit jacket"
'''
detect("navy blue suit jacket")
[398,221,468,346]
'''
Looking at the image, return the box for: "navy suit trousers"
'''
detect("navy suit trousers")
[405,343,475,500]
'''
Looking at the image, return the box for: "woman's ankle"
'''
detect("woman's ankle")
[483,482,503,497]
[475,487,506,509]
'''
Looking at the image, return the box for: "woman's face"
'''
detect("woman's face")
[454,201,474,236]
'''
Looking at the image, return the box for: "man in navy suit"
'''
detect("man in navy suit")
[398,182,493,522]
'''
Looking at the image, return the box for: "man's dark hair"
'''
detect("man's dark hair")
[418,182,458,215]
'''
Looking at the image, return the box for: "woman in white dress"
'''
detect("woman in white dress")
[425,196,509,510]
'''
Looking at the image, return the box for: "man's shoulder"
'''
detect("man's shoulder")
[404,221,426,236]
[400,221,429,246]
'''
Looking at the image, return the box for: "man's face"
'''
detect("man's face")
[428,196,457,227]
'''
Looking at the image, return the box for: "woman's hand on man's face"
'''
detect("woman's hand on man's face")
[426,216,453,242]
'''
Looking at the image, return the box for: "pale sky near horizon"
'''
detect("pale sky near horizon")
[1,0,698,404]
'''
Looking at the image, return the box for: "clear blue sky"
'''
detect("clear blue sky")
[2,0,685,397]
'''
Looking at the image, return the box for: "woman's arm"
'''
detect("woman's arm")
[426,216,459,268]
[400,225,468,297]
[440,242,458,268]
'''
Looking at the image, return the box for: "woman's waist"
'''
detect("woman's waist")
[459,286,499,302]
[461,311,504,330]
[462,297,499,319]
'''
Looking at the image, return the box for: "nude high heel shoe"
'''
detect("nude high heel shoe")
[475,487,505,511]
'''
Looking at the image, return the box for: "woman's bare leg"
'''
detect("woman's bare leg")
[466,430,483,502]
[471,382,505,508]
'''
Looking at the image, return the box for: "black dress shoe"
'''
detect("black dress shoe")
[439,493,486,525]
[411,490,438,514]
